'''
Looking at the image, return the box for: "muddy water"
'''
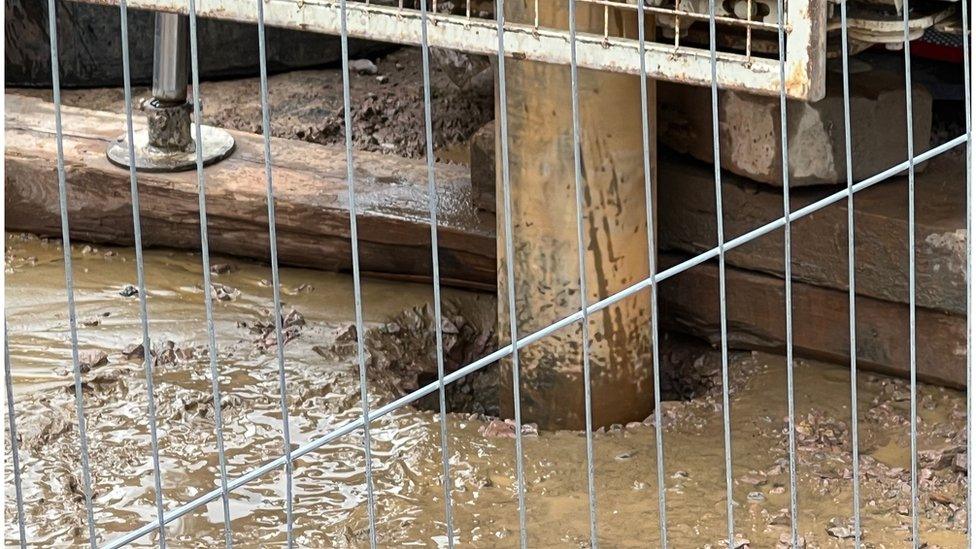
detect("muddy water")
[5,231,969,547]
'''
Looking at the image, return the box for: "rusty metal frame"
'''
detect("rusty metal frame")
[71,0,827,100]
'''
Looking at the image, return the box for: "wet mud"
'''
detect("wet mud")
[13,47,494,161]
[4,232,969,547]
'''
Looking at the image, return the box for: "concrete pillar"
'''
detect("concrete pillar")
[497,1,656,430]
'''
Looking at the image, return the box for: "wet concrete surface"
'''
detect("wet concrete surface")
[4,232,969,547]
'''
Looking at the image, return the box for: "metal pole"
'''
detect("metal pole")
[107,11,234,172]
[152,13,188,104]
[145,12,194,153]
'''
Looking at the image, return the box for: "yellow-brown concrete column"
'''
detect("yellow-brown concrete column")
[497,1,656,430]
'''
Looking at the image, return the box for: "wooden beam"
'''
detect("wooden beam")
[658,149,967,315]
[659,253,965,388]
[4,94,496,290]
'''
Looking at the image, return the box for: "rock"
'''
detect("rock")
[826,526,855,539]
[250,307,307,351]
[122,343,145,361]
[953,452,967,473]
[479,418,516,438]
[284,308,305,328]
[349,59,378,75]
[720,536,751,548]
[81,317,100,327]
[739,473,766,486]
[77,349,108,373]
[478,418,538,438]
[919,445,965,470]
[19,409,72,452]
[615,451,638,462]
[430,47,492,95]
[209,263,233,275]
[119,284,138,297]
[826,517,856,539]
[657,68,932,187]
[210,283,240,301]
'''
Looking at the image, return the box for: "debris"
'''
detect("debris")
[210,283,240,301]
[77,350,108,373]
[826,517,856,539]
[479,418,538,438]
[920,445,965,470]
[953,452,967,473]
[739,473,766,486]
[119,284,138,297]
[826,526,855,539]
[615,451,638,462]
[122,343,145,361]
[250,307,306,351]
[210,263,234,275]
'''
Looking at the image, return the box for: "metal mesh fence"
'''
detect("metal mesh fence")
[3,0,973,547]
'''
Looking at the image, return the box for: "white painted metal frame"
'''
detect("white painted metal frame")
[72,0,827,99]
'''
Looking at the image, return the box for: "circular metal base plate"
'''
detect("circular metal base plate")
[106,125,235,173]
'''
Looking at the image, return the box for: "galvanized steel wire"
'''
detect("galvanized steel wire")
[774,0,801,543]
[187,1,235,544]
[4,320,27,549]
[46,0,99,543]
[636,1,671,546]
[48,133,971,549]
[256,0,297,545]
[494,1,530,546]
[900,0,922,544]
[838,0,864,543]
[963,0,974,544]
[63,133,970,549]
[706,0,737,544]
[339,0,380,545]
[567,2,601,546]
[119,1,168,545]
[418,0,458,544]
[8,0,973,546]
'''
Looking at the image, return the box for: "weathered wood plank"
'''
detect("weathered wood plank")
[658,149,966,314]
[4,94,496,289]
[659,253,965,388]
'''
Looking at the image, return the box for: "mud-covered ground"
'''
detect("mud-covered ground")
[4,232,969,547]
[6,42,971,547]
[14,46,494,161]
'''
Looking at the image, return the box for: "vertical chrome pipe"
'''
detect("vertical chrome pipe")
[152,12,188,104]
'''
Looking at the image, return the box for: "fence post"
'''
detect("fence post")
[497,0,656,430]
[106,11,235,172]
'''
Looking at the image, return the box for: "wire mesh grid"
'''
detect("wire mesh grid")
[2,0,973,546]
[69,0,825,98]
